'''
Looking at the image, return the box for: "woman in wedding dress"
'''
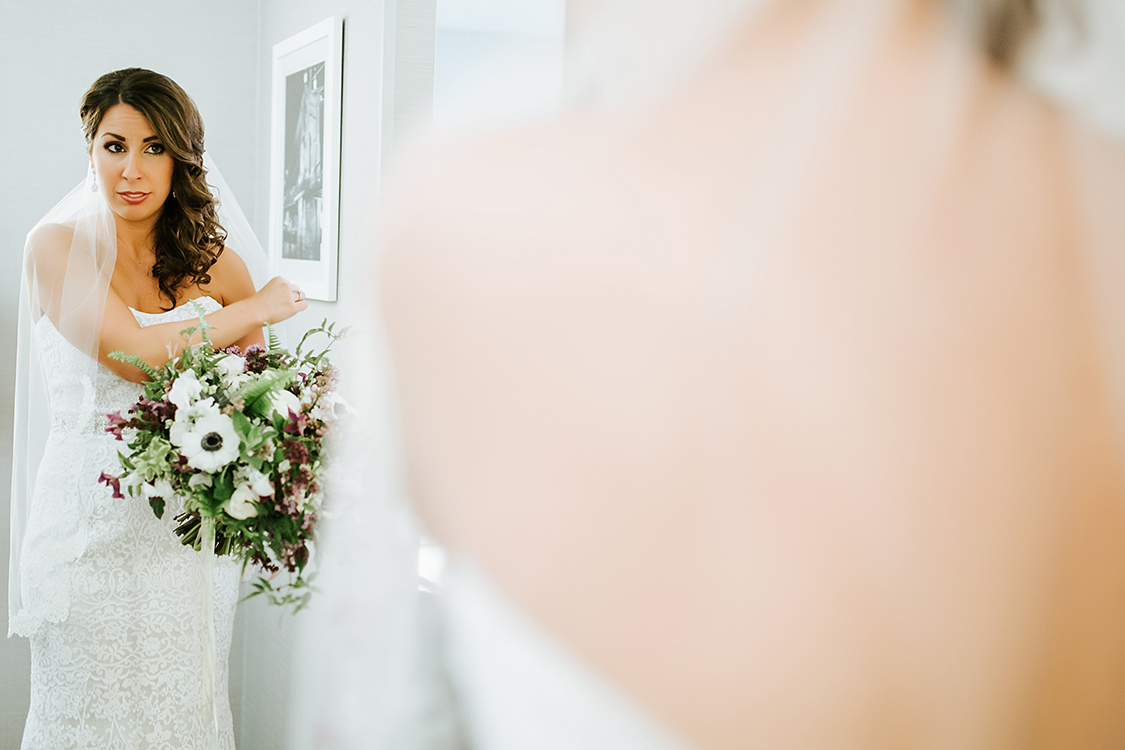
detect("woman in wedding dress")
[8,68,306,749]
[376,0,1125,747]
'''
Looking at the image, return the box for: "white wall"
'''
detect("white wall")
[434,0,565,130]
[0,2,260,746]
[237,2,410,748]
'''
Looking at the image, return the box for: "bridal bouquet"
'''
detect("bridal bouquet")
[99,306,346,611]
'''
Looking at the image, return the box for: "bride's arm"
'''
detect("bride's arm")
[96,273,305,383]
[26,224,306,383]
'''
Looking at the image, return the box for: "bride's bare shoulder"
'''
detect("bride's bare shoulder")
[24,220,79,276]
[26,220,77,248]
[198,246,255,306]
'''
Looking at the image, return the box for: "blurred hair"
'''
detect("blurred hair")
[80,68,226,310]
[947,0,1070,67]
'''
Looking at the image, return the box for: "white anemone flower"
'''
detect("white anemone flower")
[310,392,344,425]
[224,483,259,520]
[188,473,213,489]
[179,412,241,473]
[170,397,221,447]
[214,353,246,381]
[141,478,174,500]
[268,389,301,420]
[236,465,274,497]
[167,369,203,410]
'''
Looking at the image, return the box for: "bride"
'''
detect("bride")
[376,0,1125,747]
[8,68,306,749]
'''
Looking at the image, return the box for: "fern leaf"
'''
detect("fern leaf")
[108,351,161,380]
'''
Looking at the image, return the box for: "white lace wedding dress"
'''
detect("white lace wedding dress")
[15,297,239,750]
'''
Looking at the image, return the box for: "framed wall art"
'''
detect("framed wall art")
[269,16,344,301]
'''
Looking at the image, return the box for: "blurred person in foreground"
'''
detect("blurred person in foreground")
[378,0,1125,747]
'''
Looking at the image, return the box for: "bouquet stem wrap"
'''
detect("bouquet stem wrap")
[201,515,219,748]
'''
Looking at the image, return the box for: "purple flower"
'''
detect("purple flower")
[283,439,309,466]
[131,396,175,427]
[98,471,124,500]
[245,344,269,374]
[105,411,127,440]
[314,365,339,392]
[282,410,308,436]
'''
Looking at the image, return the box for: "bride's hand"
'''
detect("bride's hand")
[255,276,309,323]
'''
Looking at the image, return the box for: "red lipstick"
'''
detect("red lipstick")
[118,191,149,205]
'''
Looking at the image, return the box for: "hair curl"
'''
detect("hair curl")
[947,0,1078,68]
[80,68,226,310]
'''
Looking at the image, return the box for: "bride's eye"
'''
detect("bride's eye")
[146,143,165,155]
[104,142,125,154]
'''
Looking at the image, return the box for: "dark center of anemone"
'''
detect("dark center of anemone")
[201,432,224,452]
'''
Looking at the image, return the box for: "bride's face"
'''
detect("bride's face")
[90,103,174,225]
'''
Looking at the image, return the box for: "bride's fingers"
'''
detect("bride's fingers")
[260,276,307,321]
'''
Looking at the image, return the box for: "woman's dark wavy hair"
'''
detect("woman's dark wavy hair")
[80,68,226,310]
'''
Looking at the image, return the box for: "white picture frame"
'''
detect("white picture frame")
[269,17,344,302]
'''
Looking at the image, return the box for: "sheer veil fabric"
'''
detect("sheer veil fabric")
[8,154,268,638]
[300,0,1125,747]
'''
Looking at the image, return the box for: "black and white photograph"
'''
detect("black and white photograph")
[269,17,342,301]
[283,62,325,261]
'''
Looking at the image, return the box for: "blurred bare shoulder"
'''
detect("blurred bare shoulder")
[24,220,78,279]
[379,114,615,268]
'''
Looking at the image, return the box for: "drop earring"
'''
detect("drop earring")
[90,175,97,192]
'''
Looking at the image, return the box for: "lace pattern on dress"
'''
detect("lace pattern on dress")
[18,298,240,750]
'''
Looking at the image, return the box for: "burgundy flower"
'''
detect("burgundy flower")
[294,543,309,569]
[98,471,124,500]
[283,411,308,437]
[314,365,339,392]
[131,396,175,427]
[283,439,309,466]
[219,344,243,356]
[245,344,269,374]
[251,551,279,575]
[105,411,127,440]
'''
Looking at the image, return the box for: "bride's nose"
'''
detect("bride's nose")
[121,151,143,181]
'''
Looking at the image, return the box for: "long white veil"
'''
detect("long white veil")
[8,154,269,637]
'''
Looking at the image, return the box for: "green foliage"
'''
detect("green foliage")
[231,410,276,453]
[107,351,161,381]
[294,319,349,372]
[211,469,234,508]
[134,437,174,482]
[108,316,344,617]
[241,571,318,614]
[234,369,297,420]
[267,323,283,354]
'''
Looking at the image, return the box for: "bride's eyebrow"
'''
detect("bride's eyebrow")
[99,133,160,142]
